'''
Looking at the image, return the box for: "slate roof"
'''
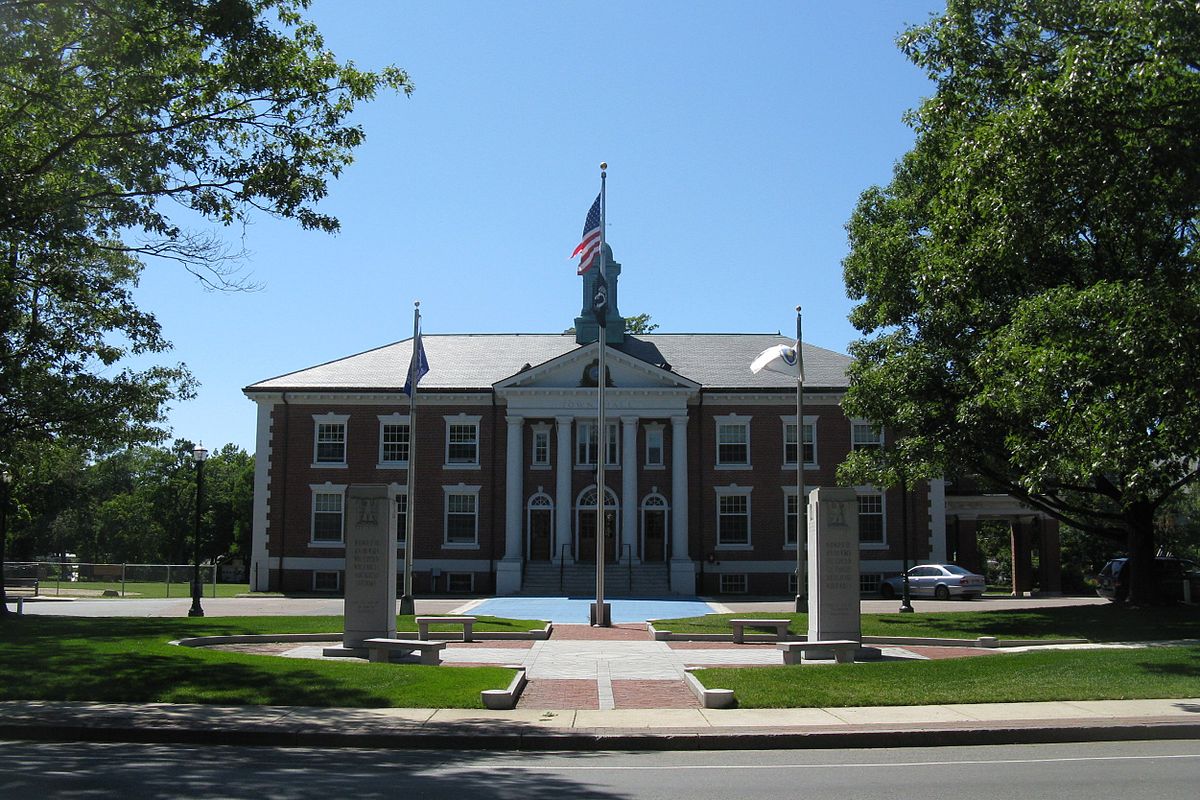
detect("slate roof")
[243,333,852,394]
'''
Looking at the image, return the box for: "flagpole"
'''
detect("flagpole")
[399,301,420,616]
[592,163,610,627]
[795,305,807,614]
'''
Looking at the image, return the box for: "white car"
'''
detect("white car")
[880,564,986,600]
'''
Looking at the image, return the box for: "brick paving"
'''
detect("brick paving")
[611,679,700,709]
[516,679,599,710]
[549,623,650,640]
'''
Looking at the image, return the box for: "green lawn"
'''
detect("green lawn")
[695,645,1200,708]
[0,615,540,708]
[656,604,1200,642]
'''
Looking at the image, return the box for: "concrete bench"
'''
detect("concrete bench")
[729,618,791,644]
[362,638,447,665]
[778,639,859,664]
[415,615,476,642]
[6,578,39,596]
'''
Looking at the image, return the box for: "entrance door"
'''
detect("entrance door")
[528,508,552,561]
[578,506,618,563]
[643,508,667,562]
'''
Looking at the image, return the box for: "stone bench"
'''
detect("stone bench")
[362,638,447,665]
[729,618,792,644]
[415,615,476,642]
[778,639,859,664]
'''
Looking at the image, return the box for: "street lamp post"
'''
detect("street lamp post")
[188,444,209,618]
[899,471,914,613]
[0,464,11,616]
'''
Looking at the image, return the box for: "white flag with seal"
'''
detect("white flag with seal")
[750,343,802,379]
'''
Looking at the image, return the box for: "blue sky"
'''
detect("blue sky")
[133,1,944,453]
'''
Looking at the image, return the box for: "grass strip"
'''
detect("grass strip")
[0,615,540,708]
[694,645,1200,708]
[655,604,1200,642]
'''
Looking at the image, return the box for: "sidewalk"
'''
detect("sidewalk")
[2,698,1199,750]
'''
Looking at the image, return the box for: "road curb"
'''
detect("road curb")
[3,718,1198,751]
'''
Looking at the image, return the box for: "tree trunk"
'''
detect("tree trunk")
[1123,501,1158,606]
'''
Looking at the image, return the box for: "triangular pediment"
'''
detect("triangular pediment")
[494,342,700,392]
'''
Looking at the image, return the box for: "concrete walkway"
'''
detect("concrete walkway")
[6,593,1197,749]
[2,698,1198,750]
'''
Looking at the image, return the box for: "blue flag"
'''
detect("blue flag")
[403,334,429,396]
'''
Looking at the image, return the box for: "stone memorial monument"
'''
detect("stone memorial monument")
[807,486,878,660]
[324,484,396,656]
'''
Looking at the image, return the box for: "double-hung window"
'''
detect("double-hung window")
[378,414,410,467]
[311,485,346,543]
[784,490,809,547]
[531,426,551,468]
[444,486,480,546]
[445,415,481,467]
[716,416,750,467]
[644,424,664,468]
[395,490,408,547]
[852,421,883,451]
[312,413,349,466]
[782,416,817,467]
[858,491,885,545]
[716,487,752,547]
[576,421,618,466]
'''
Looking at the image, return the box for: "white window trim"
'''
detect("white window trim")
[377,413,411,469]
[715,414,752,469]
[388,482,408,549]
[312,570,341,592]
[720,573,749,594]
[856,485,887,549]
[780,414,819,470]
[531,424,552,469]
[443,414,482,470]
[644,423,665,469]
[851,418,885,451]
[309,482,348,547]
[715,484,753,549]
[311,413,350,468]
[442,483,482,548]
[782,486,812,551]
[574,420,619,468]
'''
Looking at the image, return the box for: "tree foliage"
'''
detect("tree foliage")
[840,0,1200,603]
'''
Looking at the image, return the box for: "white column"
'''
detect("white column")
[555,415,574,564]
[496,415,524,594]
[669,414,693,593]
[621,416,639,564]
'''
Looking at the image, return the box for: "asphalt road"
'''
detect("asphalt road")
[0,740,1196,799]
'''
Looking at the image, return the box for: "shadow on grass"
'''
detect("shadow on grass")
[0,616,507,707]
[863,603,1200,641]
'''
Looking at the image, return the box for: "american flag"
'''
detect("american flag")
[572,192,602,275]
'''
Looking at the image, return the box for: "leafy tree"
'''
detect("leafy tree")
[623,313,659,335]
[0,0,408,610]
[840,0,1200,604]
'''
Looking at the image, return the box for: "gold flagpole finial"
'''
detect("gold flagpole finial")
[600,162,607,170]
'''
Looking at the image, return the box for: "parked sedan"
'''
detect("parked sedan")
[880,564,986,600]
[1096,557,1200,603]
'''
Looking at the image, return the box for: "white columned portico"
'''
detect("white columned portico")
[496,415,524,594]
[669,414,693,593]
[555,415,573,564]
[621,415,639,564]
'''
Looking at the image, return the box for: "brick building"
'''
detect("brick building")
[243,247,1061,596]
